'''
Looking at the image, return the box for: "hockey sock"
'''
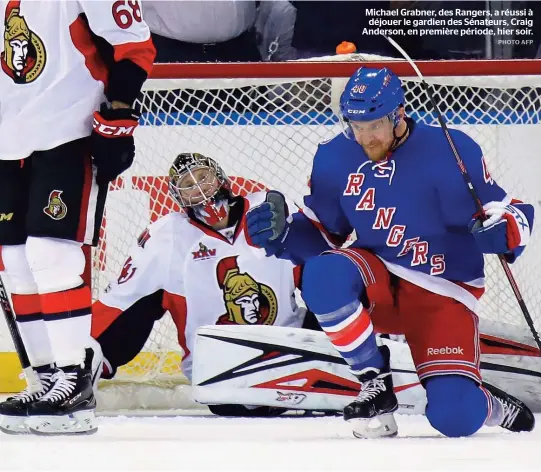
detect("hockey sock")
[480,386,503,426]
[12,292,55,367]
[1,245,54,367]
[25,237,90,368]
[41,285,92,368]
[301,253,384,373]
[316,300,385,373]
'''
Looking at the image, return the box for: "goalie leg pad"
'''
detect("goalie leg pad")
[193,325,427,415]
[425,375,488,438]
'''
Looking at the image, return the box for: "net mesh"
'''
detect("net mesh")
[92,65,541,390]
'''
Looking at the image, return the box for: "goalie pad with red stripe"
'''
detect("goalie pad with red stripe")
[192,321,541,415]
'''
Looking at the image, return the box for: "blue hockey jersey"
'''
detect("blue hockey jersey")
[283,121,534,310]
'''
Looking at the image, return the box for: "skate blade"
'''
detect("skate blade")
[26,409,98,435]
[348,412,398,439]
[0,415,30,435]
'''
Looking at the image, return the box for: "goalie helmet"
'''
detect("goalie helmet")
[168,153,232,226]
[339,67,404,140]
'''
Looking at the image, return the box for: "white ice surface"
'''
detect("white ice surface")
[0,413,539,472]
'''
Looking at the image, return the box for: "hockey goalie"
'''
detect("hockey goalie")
[90,152,320,416]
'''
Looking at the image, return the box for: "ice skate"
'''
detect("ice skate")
[344,345,398,438]
[483,382,535,433]
[0,365,55,435]
[86,339,104,391]
[26,362,97,435]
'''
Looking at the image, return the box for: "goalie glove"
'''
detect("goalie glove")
[246,191,290,257]
[91,103,140,186]
[469,201,531,256]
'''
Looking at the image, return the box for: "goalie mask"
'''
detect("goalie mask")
[169,153,232,226]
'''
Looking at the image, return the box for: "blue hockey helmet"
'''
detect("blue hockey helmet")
[339,67,405,139]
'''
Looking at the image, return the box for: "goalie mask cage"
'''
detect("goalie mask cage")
[2,59,539,411]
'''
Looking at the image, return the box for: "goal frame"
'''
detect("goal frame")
[148,59,541,79]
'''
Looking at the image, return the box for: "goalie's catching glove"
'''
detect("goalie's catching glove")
[469,201,531,256]
[246,191,290,256]
[91,103,140,186]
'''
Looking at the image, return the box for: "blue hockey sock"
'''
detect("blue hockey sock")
[317,300,384,374]
[301,254,384,374]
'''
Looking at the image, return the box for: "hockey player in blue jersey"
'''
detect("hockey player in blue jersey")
[246,67,535,438]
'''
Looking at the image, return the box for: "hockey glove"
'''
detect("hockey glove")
[246,191,290,256]
[91,103,140,186]
[469,201,530,255]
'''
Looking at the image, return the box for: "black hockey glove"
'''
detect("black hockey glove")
[91,103,140,186]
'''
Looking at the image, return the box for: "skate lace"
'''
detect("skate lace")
[40,370,77,403]
[356,378,386,403]
[501,400,520,428]
[10,372,53,403]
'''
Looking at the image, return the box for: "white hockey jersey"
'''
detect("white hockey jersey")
[0,0,154,160]
[93,193,305,381]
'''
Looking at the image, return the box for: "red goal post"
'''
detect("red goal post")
[150,59,541,79]
[89,59,541,408]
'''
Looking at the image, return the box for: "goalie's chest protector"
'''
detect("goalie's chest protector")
[177,215,301,343]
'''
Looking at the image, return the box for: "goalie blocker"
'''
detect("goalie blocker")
[192,320,541,418]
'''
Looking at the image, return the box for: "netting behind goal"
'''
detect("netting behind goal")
[92,60,541,402]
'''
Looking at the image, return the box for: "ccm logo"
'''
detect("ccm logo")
[93,120,136,137]
[427,346,464,355]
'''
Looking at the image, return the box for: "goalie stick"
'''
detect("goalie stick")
[0,274,41,393]
[384,35,541,351]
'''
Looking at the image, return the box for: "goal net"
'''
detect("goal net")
[88,58,541,410]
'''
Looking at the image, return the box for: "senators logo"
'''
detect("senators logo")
[43,190,67,220]
[1,1,46,84]
[215,256,278,326]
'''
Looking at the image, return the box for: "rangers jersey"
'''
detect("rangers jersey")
[92,193,304,381]
[284,120,534,312]
[0,0,155,160]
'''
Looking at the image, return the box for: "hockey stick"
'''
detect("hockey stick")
[384,35,541,351]
[0,274,41,393]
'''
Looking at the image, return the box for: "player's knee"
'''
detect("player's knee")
[25,237,86,293]
[0,244,37,293]
[425,375,488,438]
[302,254,364,314]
